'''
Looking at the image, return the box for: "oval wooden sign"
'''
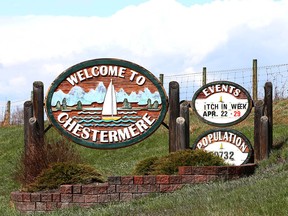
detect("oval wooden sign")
[45,58,168,149]
[192,129,253,165]
[192,81,253,126]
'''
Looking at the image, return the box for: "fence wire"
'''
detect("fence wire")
[163,63,288,101]
[1,63,288,125]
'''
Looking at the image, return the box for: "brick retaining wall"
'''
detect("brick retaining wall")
[10,164,256,213]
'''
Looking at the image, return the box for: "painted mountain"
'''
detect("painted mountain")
[51,82,162,106]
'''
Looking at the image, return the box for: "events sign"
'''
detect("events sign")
[45,58,168,149]
[192,129,253,165]
[192,81,253,126]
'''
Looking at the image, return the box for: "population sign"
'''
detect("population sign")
[45,58,168,149]
[192,81,253,126]
[192,129,253,165]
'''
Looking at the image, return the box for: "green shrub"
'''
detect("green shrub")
[133,149,226,175]
[14,138,84,187]
[26,162,104,192]
[132,156,159,175]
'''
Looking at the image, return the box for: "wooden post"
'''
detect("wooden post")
[260,116,269,160]
[2,100,11,126]
[202,67,207,86]
[159,74,164,85]
[169,81,180,153]
[254,100,264,162]
[33,81,44,145]
[24,101,33,157]
[176,117,186,151]
[180,101,190,149]
[253,59,258,101]
[264,82,273,154]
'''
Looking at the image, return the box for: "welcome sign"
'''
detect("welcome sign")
[45,58,168,149]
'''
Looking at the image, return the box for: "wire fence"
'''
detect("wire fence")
[1,61,288,125]
[163,63,288,101]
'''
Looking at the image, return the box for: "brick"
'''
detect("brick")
[73,185,82,194]
[178,166,192,175]
[41,193,52,202]
[61,194,73,203]
[46,202,58,211]
[73,194,85,203]
[110,193,120,202]
[149,185,160,192]
[11,192,23,202]
[194,175,208,183]
[52,193,61,202]
[181,175,196,184]
[36,202,47,211]
[156,175,170,184]
[160,184,183,193]
[143,175,156,184]
[82,185,95,195]
[215,166,228,175]
[60,185,73,194]
[107,185,116,193]
[137,185,151,193]
[120,193,133,201]
[116,185,129,193]
[94,184,108,194]
[98,194,111,203]
[108,176,121,185]
[22,192,31,202]
[128,185,138,193]
[85,195,98,203]
[121,176,134,184]
[169,175,182,184]
[134,176,144,185]
[30,193,41,202]
[15,201,35,211]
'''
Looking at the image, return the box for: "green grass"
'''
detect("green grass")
[2,102,288,215]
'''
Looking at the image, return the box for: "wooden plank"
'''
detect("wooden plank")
[260,116,269,160]
[180,101,190,149]
[24,101,33,157]
[169,81,180,152]
[176,117,186,151]
[33,81,44,145]
[264,82,273,155]
[254,100,264,162]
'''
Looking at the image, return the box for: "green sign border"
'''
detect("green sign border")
[45,58,168,149]
[192,81,253,127]
[192,128,253,165]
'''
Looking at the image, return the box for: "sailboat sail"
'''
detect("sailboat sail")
[102,80,119,120]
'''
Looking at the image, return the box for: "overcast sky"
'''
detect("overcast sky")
[0,0,288,105]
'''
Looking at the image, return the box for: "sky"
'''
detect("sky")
[0,0,288,106]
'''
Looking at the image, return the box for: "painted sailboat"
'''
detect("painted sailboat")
[102,80,121,121]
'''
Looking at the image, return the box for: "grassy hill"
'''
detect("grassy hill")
[1,100,288,215]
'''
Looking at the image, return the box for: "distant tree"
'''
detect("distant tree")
[76,101,83,110]
[123,98,132,109]
[11,106,24,125]
[56,101,61,110]
[152,100,159,109]
[62,98,67,110]
[147,99,152,109]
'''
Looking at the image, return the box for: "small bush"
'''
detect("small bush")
[14,138,84,187]
[132,156,159,175]
[133,149,226,175]
[27,162,104,192]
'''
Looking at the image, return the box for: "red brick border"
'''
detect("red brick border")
[11,164,256,212]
